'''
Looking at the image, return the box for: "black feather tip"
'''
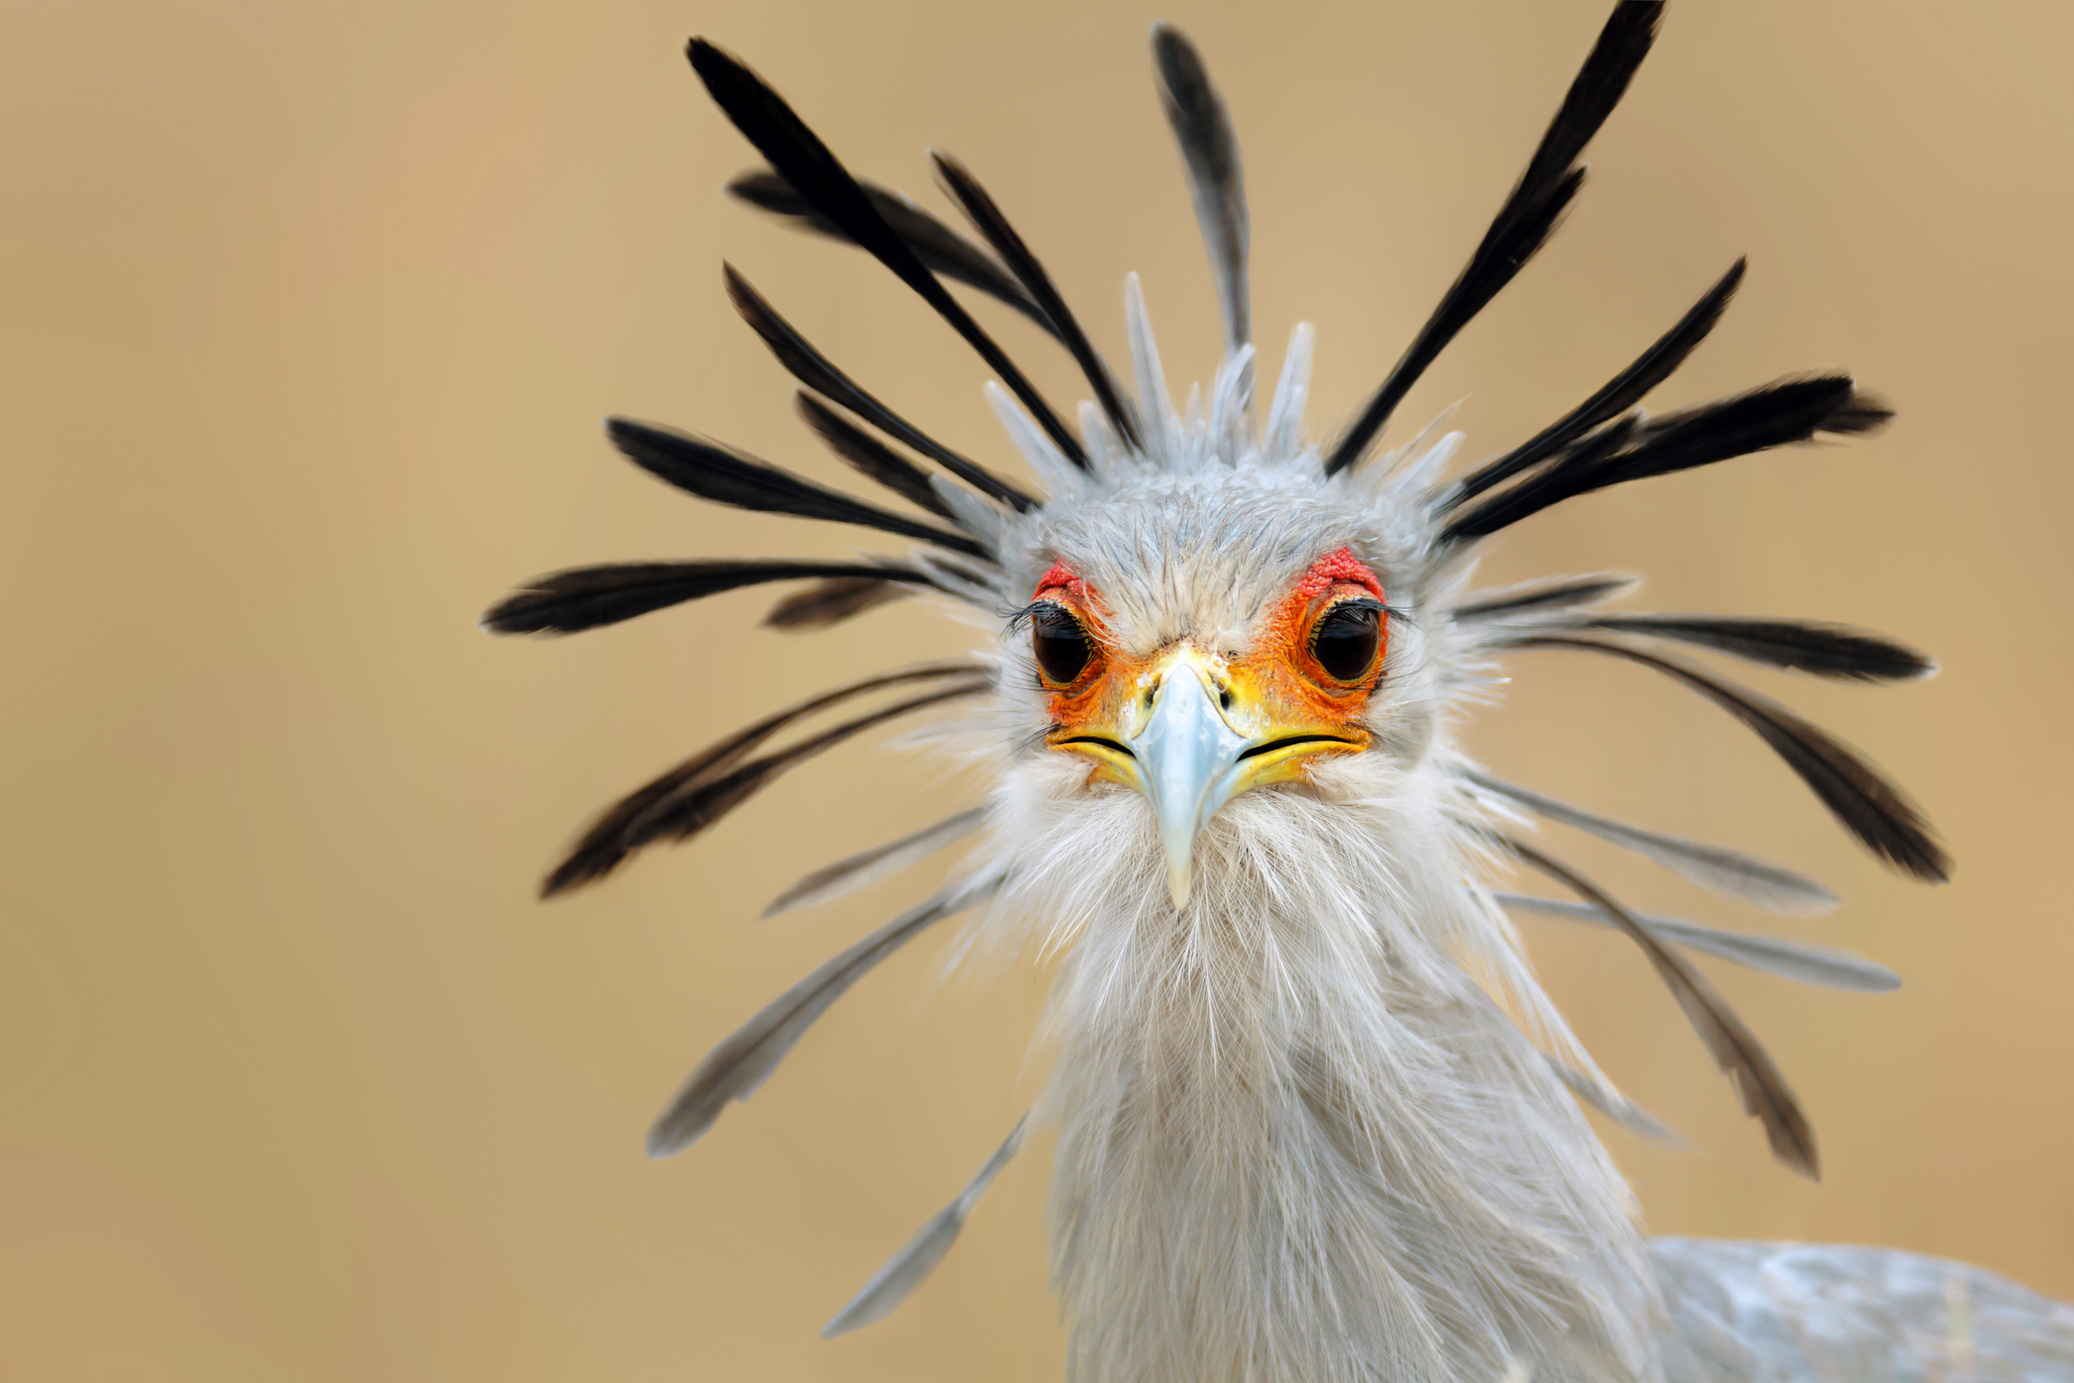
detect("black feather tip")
[604,417,991,560]
[1324,1,1663,475]
[484,559,929,636]
[763,575,915,630]
[1515,635,1950,881]
[1442,376,1892,541]
[727,168,1060,337]
[687,38,1086,467]
[722,264,1036,512]
[541,665,990,897]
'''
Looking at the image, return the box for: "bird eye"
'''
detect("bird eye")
[1311,601,1383,682]
[1031,604,1093,684]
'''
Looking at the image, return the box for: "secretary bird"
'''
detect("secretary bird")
[486,4,2074,1378]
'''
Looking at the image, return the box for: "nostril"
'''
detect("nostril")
[1219,686,1233,710]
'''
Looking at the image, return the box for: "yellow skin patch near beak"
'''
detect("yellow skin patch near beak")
[1033,549,1388,906]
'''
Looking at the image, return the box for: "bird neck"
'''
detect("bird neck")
[1029,821,1664,1383]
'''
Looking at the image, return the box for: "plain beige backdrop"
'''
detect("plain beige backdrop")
[4,0,2071,1378]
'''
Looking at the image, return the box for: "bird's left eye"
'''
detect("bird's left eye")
[1032,604,1093,684]
[1311,601,1383,682]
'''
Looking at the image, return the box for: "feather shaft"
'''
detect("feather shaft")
[1442,258,1745,507]
[1442,375,1891,541]
[931,152,1139,454]
[606,418,991,559]
[1450,573,1637,621]
[1566,614,1936,682]
[794,393,957,519]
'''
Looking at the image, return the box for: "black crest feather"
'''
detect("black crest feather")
[1323,1,1663,475]
[723,265,1035,511]
[1151,23,1249,356]
[931,151,1139,454]
[727,169,1059,336]
[688,39,1087,467]
[542,664,989,898]
[484,559,929,637]
[1444,258,1745,508]
[1450,574,1637,621]
[1514,635,1949,881]
[1567,615,1935,682]
[605,417,991,560]
[1442,375,1892,541]
[793,392,956,519]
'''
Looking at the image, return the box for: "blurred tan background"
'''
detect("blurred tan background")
[3,0,2070,1377]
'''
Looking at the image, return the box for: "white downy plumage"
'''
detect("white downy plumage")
[488,4,2074,1380]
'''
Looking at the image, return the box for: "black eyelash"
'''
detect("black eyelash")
[1309,597,1389,636]
[1003,600,1051,634]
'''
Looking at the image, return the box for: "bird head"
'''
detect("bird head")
[1003,449,1433,911]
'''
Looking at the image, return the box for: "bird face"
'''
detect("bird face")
[1029,546,1390,907]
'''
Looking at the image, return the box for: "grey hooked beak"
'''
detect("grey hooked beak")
[1128,659,1253,909]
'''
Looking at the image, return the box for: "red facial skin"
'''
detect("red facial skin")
[1035,549,1389,774]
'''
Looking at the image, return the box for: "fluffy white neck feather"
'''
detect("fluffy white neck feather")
[982,749,1664,1383]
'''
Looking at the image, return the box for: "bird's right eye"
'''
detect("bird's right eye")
[1031,604,1093,685]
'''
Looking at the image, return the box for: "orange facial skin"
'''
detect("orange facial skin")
[1035,549,1388,791]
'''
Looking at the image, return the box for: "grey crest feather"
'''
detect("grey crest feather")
[646,875,1002,1157]
[764,807,987,917]
[929,474,1006,549]
[1542,1056,1682,1144]
[821,1115,1028,1337]
[1496,893,1901,993]
[1466,770,1838,915]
